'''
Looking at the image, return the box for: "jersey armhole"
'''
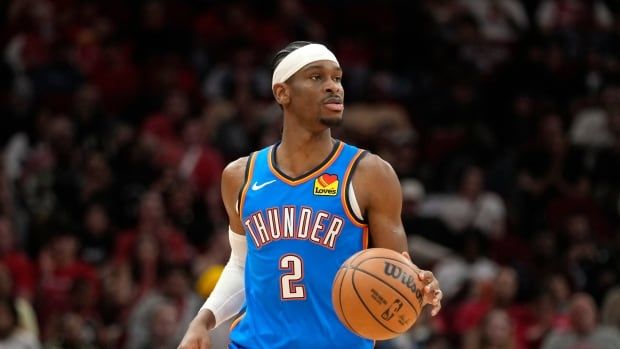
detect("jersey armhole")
[342,150,368,226]
[236,152,256,217]
[348,184,364,222]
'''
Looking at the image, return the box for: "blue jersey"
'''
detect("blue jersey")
[229,140,373,349]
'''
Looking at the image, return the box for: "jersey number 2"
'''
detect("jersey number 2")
[279,254,306,300]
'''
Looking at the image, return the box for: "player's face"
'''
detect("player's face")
[288,60,344,128]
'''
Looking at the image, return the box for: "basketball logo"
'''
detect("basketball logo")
[381,299,403,321]
[314,173,338,196]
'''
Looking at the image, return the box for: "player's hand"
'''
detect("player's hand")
[402,252,443,316]
[177,311,213,349]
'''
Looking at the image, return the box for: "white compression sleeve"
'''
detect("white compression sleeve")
[200,228,246,328]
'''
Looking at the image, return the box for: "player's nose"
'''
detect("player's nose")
[324,79,342,94]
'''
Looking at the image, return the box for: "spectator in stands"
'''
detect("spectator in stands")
[127,233,165,298]
[36,228,98,339]
[164,179,215,250]
[139,301,179,349]
[79,202,114,268]
[601,287,620,332]
[401,177,453,265]
[433,229,498,302]
[419,164,506,239]
[0,263,38,338]
[454,266,533,348]
[536,0,614,34]
[45,312,97,349]
[0,216,35,299]
[178,119,224,195]
[141,89,190,153]
[460,0,529,43]
[114,190,191,264]
[545,273,572,327]
[79,151,114,206]
[126,263,201,349]
[97,264,136,348]
[463,308,518,349]
[542,292,620,349]
[515,112,572,236]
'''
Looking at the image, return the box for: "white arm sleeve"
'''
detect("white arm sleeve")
[200,228,246,329]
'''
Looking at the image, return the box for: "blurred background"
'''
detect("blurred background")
[1,0,620,348]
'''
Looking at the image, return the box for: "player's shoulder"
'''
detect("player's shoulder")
[350,151,401,208]
[334,140,396,179]
[355,151,398,181]
[222,144,272,181]
[222,155,251,185]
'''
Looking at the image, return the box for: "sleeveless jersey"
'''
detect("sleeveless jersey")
[229,140,373,349]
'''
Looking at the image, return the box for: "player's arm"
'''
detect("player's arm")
[199,156,248,329]
[178,157,248,349]
[353,153,443,315]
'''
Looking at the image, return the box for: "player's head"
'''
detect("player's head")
[271,41,344,128]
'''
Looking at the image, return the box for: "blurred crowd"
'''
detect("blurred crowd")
[1,0,620,348]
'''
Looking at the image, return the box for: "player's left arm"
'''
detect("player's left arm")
[353,153,443,315]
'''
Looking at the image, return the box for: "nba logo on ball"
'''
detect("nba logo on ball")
[332,248,425,340]
[381,299,403,321]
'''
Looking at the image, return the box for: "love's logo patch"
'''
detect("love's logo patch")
[314,173,339,196]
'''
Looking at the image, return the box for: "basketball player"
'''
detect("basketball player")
[178,41,443,349]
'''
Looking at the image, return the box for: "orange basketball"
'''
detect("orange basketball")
[332,248,425,340]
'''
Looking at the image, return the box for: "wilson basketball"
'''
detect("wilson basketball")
[332,248,425,340]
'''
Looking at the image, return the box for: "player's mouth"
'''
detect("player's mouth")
[323,96,344,112]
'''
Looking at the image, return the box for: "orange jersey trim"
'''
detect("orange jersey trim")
[238,154,257,220]
[268,141,345,186]
[229,311,246,332]
[362,226,369,250]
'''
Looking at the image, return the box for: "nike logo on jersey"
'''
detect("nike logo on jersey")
[252,180,276,191]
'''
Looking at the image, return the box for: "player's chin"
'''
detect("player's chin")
[319,114,343,127]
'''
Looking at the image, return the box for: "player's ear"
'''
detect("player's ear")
[273,83,290,105]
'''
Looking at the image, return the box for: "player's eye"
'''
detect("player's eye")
[334,76,342,83]
[310,75,321,81]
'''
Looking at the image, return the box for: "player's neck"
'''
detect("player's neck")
[276,129,335,178]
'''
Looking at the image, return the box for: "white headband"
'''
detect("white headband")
[272,44,339,87]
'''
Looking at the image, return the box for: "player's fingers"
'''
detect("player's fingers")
[417,270,434,283]
[431,299,442,316]
[426,289,442,316]
[433,289,443,304]
[422,285,436,302]
[423,278,441,307]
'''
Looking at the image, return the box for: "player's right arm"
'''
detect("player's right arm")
[178,157,248,349]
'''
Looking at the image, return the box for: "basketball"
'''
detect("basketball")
[332,248,425,340]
